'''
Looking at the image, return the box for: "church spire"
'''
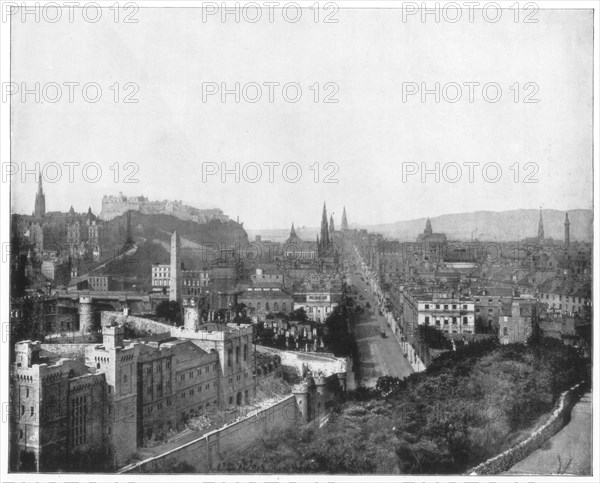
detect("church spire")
[290,222,296,236]
[329,214,335,236]
[538,207,544,241]
[341,206,348,231]
[320,202,329,252]
[425,217,432,235]
[34,173,46,218]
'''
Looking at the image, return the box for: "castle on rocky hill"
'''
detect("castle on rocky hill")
[99,193,230,224]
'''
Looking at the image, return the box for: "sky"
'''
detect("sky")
[9,6,593,231]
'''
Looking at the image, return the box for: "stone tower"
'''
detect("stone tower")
[537,207,544,241]
[341,206,348,231]
[79,296,94,336]
[329,214,335,237]
[169,231,182,302]
[564,212,570,249]
[34,173,45,218]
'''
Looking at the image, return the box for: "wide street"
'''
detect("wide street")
[345,261,413,388]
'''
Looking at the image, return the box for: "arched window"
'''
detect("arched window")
[273,302,279,312]
[265,302,270,311]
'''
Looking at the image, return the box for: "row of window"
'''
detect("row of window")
[424,316,471,325]
[246,301,288,311]
[424,303,470,310]
[543,293,586,304]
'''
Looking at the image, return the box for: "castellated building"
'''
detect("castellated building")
[99,193,230,224]
[10,315,256,472]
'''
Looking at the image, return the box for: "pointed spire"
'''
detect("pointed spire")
[425,217,433,235]
[290,222,296,236]
[341,206,348,231]
[34,173,46,218]
[320,202,329,251]
[538,207,544,240]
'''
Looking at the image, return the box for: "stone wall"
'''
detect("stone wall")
[255,345,348,379]
[467,382,585,475]
[40,343,95,361]
[118,394,299,473]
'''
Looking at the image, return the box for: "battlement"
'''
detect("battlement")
[99,193,230,223]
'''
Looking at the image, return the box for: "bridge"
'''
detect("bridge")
[53,289,166,313]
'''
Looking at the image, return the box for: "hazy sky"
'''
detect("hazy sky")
[10,7,593,230]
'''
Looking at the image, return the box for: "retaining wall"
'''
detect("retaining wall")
[119,394,299,473]
[467,381,585,475]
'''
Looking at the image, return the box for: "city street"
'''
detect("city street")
[347,266,414,387]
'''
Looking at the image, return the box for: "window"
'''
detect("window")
[435,304,440,309]
[424,316,430,325]
[424,304,429,309]
[452,305,457,309]
[503,327,508,336]
[30,406,34,416]
[243,344,248,361]
[463,317,468,325]
[463,304,468,309]
[227,349,232,367]
[452,317,457,325]
[26,388,29,398]
[444,305,448,310]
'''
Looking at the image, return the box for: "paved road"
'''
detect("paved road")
[503,392,592,476]
[348,269,413,387]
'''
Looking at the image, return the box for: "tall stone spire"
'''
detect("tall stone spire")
[341,206,348,231]
[290,222,296,237]
[329,214,335,236]
[564,212,570,249]
[34,173,45,218]
[538,207,544,241]
[319,202,329,252]
[169,231,182,302]
[424,217,433,235]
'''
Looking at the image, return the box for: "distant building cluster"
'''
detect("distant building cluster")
[354,211,591,366]
[99,192,229,224]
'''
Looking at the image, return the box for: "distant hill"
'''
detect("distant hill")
[364,209,593,242]
[250,209,593,243]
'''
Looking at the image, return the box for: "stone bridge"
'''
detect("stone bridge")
[54,291,164,333]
